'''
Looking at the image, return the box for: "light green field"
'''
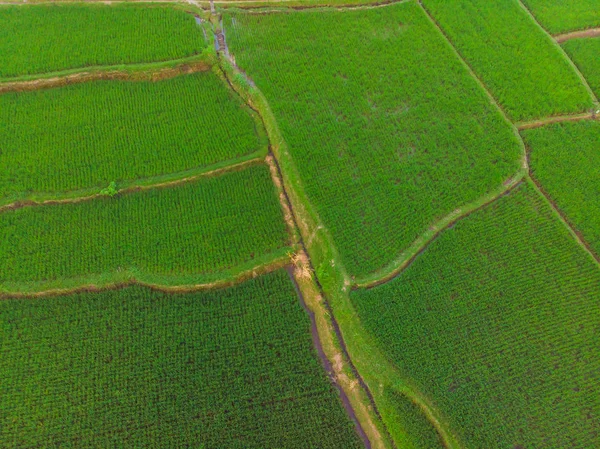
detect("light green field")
[522,0,600,34]
[0,270,363,448]
[225,1,522,277]
[0,165,289,292]
[523,120,600,257]
[421,0,594,121]
[562,37,600,98]
[0,4,207,78]
[0,72,265,205]
[352,181,600,448]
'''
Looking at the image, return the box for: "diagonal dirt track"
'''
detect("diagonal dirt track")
[555,27,600,43]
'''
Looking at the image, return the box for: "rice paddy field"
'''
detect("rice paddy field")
[351,182,600,448]
[0,165,290,292]
[420,0,594,121]
[0,4,208,78]
[523,121,600,258]
[224,2,522,277]
[521,0,600,34]
[562,37,600,98]
[0,72,266,205]
[0,270,363,448]
[3,0,600,447]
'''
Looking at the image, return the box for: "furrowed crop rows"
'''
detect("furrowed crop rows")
[523,121,600,257]
[351,182,600,448]
[562,37,600,98]
[225,1,522,277]
[521,0,600,34]
[0,4,207,78]
[421,0,594,121]
[0,72,265,205]
[0,165,290,292]
[0,270,363,448]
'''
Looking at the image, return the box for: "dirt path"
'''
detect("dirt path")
[555,28,600,43]
[0,253,290,300]
[0,59,209,93]
[517,112,598,130]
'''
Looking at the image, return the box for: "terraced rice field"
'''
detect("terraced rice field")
[0,165,290,293]
[420,0,594,121]
[523,121,600,258]
[0,72,266,205]
[225,1,522,277]
[0,4,208,78]
[0,270,363,448]
[4,0,600,447]
[562,37,600,98]
[351,182,600,448]
[521,0,600,34]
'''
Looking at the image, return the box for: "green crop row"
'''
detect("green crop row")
[0,270,363,448]
[224,1,522,277]
[521,0,600,34]
[523,120,600,257]
[421,0,594,121]
[0,165,290,292]
[562,37,600,99]
[0,72,266,206]
[351,181,600,448]
[0,4,207,78]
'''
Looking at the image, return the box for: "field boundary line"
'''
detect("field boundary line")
[0,56,213,93]
[525,172,600,268]
[555,28,600,43]
[214,30,399,446]
[517,112,598,130]
[215,0,410,14]
[0,155,264,213]
[515,0,599,107]
[416,0,526,155]
[354,170,527,288]
[0,251,292,299]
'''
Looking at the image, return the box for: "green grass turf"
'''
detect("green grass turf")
[0,165,289,290]
[0,270,363,448]
[421,0,594,121]
[0,72,264,205]
[0,4,206,78]
[224,1,522,277]
[523,120,600,257]
[382,390,444,449]
[351,181,600,448]
[562,37,600,99]
[521,0,600,34]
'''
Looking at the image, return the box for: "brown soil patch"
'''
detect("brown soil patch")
[0,61,210,94]
[555,28,600,43]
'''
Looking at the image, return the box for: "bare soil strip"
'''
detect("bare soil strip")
[287,264,372,449]
[0,59,210,93]
[0,253,290,300]
[0,156,263,214]
[517,112,598,130]
[555,28,600,43]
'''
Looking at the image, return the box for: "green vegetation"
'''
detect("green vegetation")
[351,181,600,448]
[0,165,289,291]
[382,391,444,449]
[225,2,522,277]
[523,120,600,257]
[0,4,206,78]
[0,72,265,205]
[521,0,600,34]
[421,0,594,121]
[562,37,600,98]
[0,270,363,448]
